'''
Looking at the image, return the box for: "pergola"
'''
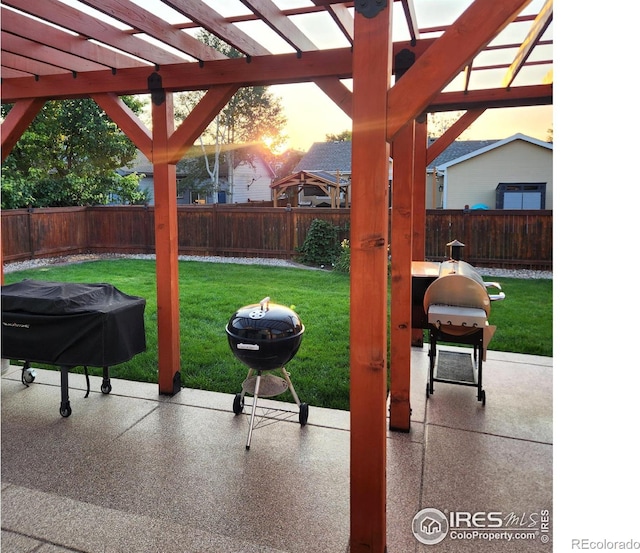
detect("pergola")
[270,169,350,207]
[0,1,552,551]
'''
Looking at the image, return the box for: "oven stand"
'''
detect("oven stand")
[426,327,486,406]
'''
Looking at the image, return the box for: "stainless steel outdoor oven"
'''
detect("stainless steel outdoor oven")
[412,241,505,405]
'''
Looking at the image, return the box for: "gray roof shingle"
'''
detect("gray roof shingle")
[294,139,501,173]
[293,141,352,173]
[427,139,499,170]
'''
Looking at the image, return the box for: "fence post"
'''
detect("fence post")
[291,207,297,257]
[28,207,34,259]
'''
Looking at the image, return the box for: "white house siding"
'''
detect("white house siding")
[444,139,553,210]
[138,175,155,205]
[228,158,274,204]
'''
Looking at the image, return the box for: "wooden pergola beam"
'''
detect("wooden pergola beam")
[313,1,354,44]
[0,98,46,162]
[0,41,433,102]
[426,108,486,165]
[502,0,553,88]
[2,0,187,66]
[387,0,532,140]
[0,7,148,70]
[313,77,353,118]
[240,0,318,53]
[91,93,153,161]
[428,83,552,112]
[400,0,420,44]
[1,31,108,73]
[167,84,239,164]
[80,0,227,62]
[162,0,271,57]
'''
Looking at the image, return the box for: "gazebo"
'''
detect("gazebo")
[0,1,553,551]
[270,170,350,208]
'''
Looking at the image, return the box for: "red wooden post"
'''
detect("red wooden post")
[151,91,181,395]
[412,119,427,346]
[0,98,46,163]
[389,120,415,431]
[350,3,392,552]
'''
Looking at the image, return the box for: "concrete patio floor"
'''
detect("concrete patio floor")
[1,345,552,552]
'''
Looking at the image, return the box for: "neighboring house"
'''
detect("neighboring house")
[117,151,177,206]
[229,153,276,204]
[119,147,276,205]
[428,133,553,210]
[283,134,552,210]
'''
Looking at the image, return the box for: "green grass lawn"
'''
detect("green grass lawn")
[3,259,551,411]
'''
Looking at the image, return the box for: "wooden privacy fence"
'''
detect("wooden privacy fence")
[1,205,552,269]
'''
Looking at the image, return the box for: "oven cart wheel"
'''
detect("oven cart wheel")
[233,393,245,415]
[299,403,309,426]
[478,389,486,406]
[60,403,72,418]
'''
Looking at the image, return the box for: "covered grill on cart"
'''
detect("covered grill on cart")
[411,241,505,405]
[226,297,308,450]
[1,279,146,417]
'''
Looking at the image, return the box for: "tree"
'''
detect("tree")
[1,97,146,208]
[271,148,305,180]
[174,32,287,203]
[325,130,352,142]
[426,111,464,139]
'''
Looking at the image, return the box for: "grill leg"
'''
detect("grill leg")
[101,366,112,394]
[280,367,300,406]
[246,372,262,450]
[427,332,437,396]
[476,338,486,406]
[60,366,72,417]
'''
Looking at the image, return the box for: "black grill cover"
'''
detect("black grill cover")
[1,279,146,367]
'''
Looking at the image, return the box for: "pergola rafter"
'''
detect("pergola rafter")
[0,2,553,551]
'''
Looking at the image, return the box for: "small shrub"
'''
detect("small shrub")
[333,239,351,273]
[296,218,341,267]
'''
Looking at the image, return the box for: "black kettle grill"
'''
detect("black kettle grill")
[226,297,308,449]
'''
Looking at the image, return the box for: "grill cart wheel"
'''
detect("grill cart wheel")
[299,403,309,426]
[233,393,245,415]
[21,362,36,385]
[60,403,72,418]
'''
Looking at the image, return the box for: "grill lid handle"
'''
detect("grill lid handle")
[484,282,505,302]
[260,297,271,311]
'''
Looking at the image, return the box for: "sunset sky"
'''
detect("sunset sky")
[272,82,553,152]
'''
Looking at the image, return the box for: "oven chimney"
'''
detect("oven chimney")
[447,239,465,261]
